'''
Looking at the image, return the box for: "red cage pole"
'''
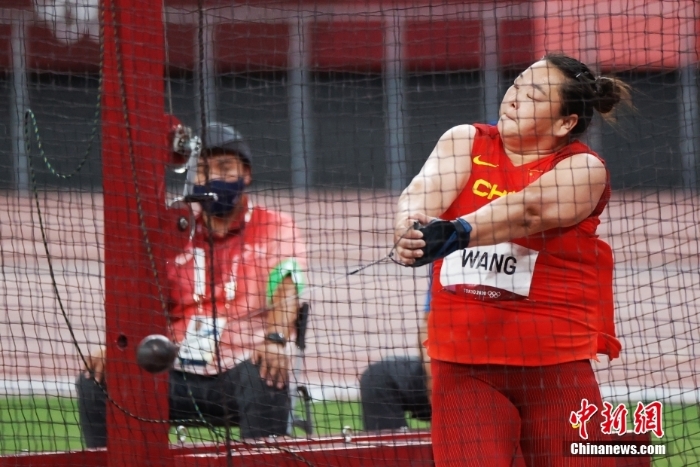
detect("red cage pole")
[101,0,169,465]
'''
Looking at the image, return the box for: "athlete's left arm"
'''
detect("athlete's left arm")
[463,153,607,247]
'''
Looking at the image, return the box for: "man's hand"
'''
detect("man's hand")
[84,345,106,383]
[394,213,434,265]
[253,342,289,390]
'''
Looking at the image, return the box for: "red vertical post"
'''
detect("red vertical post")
[101,0,170,465]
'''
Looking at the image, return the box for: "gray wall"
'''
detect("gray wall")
[0,77,10,188]
[0,70,695,191]
[1,74,101,190]
[601,72,686,189]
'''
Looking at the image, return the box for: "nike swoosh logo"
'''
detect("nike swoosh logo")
[472,155,498,168]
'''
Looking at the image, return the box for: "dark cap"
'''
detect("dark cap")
[201,122,252,167]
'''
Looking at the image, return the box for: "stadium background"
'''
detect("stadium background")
[0,0,698,465]
[0,1,697,191]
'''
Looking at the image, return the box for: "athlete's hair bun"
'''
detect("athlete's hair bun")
[543,53,634,136]
[594,76,623,115]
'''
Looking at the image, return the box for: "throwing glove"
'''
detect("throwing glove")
[410,218,472,268]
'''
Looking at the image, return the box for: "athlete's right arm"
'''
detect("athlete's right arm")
[394,124,475,264]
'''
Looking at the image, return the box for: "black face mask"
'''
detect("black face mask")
[192,179,245,217]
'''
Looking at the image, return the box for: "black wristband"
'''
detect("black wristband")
[265,332,288,346]
[410,218,472,268]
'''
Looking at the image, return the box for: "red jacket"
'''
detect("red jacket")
[166,205,305,374]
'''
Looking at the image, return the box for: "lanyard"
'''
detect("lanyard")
[192,246,240,303]
[192,202,252,303]
[193,247,206,300]
[225,254,239,302]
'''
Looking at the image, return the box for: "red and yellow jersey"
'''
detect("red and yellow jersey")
[428,124,621,366]
[166,204,305,374]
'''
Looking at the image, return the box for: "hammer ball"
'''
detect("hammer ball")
[136,334,178,374]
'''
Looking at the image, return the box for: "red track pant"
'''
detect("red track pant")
[431,359,616,467]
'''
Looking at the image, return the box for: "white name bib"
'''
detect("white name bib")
[440,242,539,299]
[178,316,227,368]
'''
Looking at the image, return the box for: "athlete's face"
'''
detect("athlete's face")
[497,60,578,148]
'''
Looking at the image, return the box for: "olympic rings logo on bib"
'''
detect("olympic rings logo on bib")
[442,284,525,301]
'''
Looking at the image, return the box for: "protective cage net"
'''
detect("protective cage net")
[0,0,698,466]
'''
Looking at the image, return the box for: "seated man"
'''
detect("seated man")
[76,122,306,447]
[360,293,432,431]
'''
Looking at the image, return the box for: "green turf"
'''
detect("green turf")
[169,400,429,444]
[0,396,83,454]
[652,404,700,467]
[0,396,696,466]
